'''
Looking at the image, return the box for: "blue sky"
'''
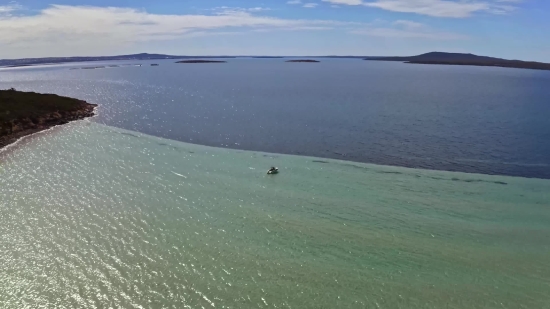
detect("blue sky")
[0,0,548,61]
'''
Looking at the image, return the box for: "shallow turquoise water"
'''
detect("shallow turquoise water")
[1,122,549,308]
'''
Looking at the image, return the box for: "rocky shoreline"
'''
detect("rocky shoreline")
[0,90,97,149]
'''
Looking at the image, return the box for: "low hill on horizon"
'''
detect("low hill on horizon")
[0,53,236,67]
[366,52,506,62]
[366,52,550,71]
[2,51,549,71]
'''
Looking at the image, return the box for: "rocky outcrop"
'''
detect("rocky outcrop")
[286,60,320,63]
[0,100,96,149]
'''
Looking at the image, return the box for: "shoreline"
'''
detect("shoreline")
[0,91,98,150]
[0,105,99,155]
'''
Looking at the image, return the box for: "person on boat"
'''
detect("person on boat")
[268,167,279,174]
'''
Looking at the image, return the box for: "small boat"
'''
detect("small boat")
[267,167,279,175]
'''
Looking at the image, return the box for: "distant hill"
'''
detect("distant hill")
[0,53,235,67]
[366,52,550,71]
[3,52,549,71]
[366,52,505,62]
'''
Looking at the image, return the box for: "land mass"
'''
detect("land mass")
[286,60,320,63]
[0,89,97,149]
[176,60,227,64]
[366,52,550,71]
[2,52,548,71]
[0,53,236,67]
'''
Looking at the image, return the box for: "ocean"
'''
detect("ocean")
[1,58,550,178]
[1,59,550,308]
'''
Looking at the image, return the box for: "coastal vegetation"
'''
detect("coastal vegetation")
[0,89,96,148]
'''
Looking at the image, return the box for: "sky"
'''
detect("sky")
[0,0,548,61]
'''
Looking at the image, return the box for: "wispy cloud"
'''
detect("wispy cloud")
[303,3,319,8]
[323,0,363,5]
[352,20,468,40]
[393,20,424,28]
[0,3,22,16]
[211,6,272,15]
[252,26,332,32]
[0,5,357,57]
[364,0,486,18]
[323,0,523,17]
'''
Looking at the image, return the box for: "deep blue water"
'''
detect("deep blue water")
[1,58,550,178]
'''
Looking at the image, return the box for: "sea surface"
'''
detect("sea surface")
[1,122,549,309]
[1,60,550,308]
[1,58,550,178]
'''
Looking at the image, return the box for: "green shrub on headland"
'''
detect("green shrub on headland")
[0,89,97,147]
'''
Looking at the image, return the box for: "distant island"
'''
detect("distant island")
[176,60,227,64]
[0,53,236,68]
[2,52,548,71]
[5,64,33,68]
[0,89,97,149]
[286,60,320,63]
[69,64,144,70]
[366,52,550,71]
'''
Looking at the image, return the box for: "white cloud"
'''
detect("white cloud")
[0,3,22,16]
[252,26,332,32]
[323,0,363,4]
[352,20,468,40]
[211,6,272,14]
[0,5,358,57]
[303,3,319,8]
[364,0,488,18]
[323,0,523,17]
[287,0,302,4]
[486,4,517,14]
[393,20,424,28]
[248,7,271,12]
